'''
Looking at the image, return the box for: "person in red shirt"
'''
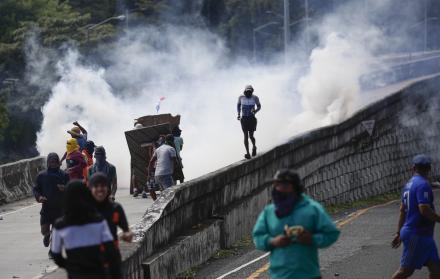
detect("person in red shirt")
[65,138,87,180]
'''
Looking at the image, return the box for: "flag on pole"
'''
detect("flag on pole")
[156,96,166,113]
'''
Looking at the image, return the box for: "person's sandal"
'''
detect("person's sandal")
[252,146,257,157]
[244,154,251,159]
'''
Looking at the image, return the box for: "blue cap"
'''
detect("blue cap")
[412,154,432,165]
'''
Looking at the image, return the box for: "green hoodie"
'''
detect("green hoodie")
[252,194,340,279]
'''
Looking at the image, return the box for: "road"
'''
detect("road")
[195,191,440,279]
[0,190,152,279]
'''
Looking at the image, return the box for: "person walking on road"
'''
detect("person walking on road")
[89,173,133,278]
[391,154,440,279]
[88,146,118,201]
[50,180,121,279]
[237,85,261,159]
[148,134,177,190]
[65,138,87,180]
[252,169,340,279]
[33,153,69,250]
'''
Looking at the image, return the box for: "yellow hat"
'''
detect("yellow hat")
[66,138,80,154]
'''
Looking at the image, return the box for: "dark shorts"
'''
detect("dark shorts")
[241,116,257,132]
[400,233,440,269]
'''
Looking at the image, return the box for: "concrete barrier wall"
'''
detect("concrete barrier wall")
[42,76,440,279]
[0,156,46,205]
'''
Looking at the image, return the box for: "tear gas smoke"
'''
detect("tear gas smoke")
[35,0,420,187]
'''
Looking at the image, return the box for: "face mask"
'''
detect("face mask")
[272,188,297,218]
[244,91,253,98]
[66,139,79,154]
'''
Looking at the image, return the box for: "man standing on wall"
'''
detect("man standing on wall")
[252,169,340,278]
[391,154,440,278]
[33,153,69,253]
[237,85,261,159]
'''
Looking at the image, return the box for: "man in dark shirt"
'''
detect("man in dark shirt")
[33,153,69,248]
[89,173,133,278]
[88,146,117,201]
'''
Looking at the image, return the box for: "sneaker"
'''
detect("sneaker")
[244,154,251,159]
[142,192,148,199]
[43,234,50,247]
[133,190,139,198]
[252,146,257,157]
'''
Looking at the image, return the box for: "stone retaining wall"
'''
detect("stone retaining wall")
[0,157,45,205]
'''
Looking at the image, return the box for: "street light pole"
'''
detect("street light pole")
[305,0,310,51]
[253,22,280,62]
[284,0,290,62]
[424,0,428,52]
[85,15,126,42]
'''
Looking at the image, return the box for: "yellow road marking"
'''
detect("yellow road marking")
[246,263,269,279]
[245,199,399,279]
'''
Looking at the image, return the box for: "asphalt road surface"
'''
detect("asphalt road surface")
[195,191,440,279]
[0,190,152,279]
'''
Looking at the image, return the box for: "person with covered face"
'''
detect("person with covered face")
[33,153,69,250]
[252,169,340,279]
[89,172,133,277]
[50,180,121,279]
[65,138,87,180]
[61,121,88,163]
[237,85,261,159]
[88,146,117,201]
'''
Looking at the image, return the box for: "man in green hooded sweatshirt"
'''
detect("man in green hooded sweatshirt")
[252,169,340,279]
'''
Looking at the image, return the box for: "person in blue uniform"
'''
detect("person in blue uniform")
[391,154,440,278]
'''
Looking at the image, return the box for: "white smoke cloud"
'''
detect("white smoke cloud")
[35,0,418,187]
[36,26,301,186]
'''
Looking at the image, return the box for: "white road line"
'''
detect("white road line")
[215,252,270,279]
[30,266,59,279]
[0,203,38,218]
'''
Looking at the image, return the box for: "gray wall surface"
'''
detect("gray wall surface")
[0,156,45,205]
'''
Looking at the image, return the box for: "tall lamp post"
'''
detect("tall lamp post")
[408,17,438,52]
[85,15,126,41]
[283,0,290,63]
[253,22,280,62]
[267,0,311,62]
